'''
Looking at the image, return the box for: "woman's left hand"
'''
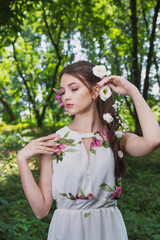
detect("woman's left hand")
[97,75,136,96]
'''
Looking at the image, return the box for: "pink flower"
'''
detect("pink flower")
[53,88,64,107]
[75,193,95,200]
[91,138,102,149]
[87,193,95,199]
[75,195,86,200]
[58,144,67,151]
[91,140,96,149]
[111,186,121,199]
[55,144,67,155]
[99,129,108,141]
[95,139,102,147]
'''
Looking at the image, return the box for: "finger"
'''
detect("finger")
[40,141,60,147]
[39,150,55,155]
[107,83,118,92]
[97,77,110,87]
[38,146,59,153]
[38,134,56,142]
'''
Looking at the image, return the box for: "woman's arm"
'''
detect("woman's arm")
[121,86,160,156]
[98,76,160,156]
[17,134,58,219]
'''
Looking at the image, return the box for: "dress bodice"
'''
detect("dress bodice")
[52,126,120,207]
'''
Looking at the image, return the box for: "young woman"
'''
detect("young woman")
[17,61,160,240]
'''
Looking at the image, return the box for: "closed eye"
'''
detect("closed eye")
[61,88,78,95]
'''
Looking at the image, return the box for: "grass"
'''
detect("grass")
[0,125,160,240]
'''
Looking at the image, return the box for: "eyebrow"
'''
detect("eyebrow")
[60,82,80,89]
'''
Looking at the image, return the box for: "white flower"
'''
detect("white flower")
[114,131,124,138]
[103,113,114,123]
[92,65,107,78]
[118,150,123,158]
[99,85,112,101]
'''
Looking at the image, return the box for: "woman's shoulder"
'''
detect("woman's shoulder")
[55,125,69,136]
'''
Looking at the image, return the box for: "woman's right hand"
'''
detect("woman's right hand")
[17,134,59,161]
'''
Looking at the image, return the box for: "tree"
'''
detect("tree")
[0,0,159,130]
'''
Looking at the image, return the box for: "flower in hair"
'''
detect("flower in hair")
[53,88,64,107]
[114,131,124,139]
[103,113,114,123]
[118,150,123,158]
[92,65,107,78]
[99,85,112,101]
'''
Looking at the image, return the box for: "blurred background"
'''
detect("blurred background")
[0,0,160,239]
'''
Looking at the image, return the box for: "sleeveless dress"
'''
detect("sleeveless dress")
[47,126,128,240]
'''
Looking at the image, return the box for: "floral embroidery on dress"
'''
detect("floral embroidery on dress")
[53,131,82,163]
[60,189,95,200]
[90,128,109,154]
[99,179,122,200]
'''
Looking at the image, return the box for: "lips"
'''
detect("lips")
[66,104,74,108]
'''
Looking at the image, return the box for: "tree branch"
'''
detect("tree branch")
[130,0,141,90]
[12,40,39,117]
[42,1,62,60]
[143,0,160,100]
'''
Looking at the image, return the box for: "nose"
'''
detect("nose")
[63,90,71,101]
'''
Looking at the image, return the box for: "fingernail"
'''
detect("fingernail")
[55,143,60,146]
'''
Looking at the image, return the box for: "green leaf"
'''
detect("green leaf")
[67,139,75,144]
[84,212,90,218]
[65,149,77,152]
[99,183,114,192]
[60,193,68,198]
[52,154,57,161]
[59,139,68,144]
[90,148,96,154]
[63,131,69,138]
[102,141,109,148]
[80,189,85,197]
[69,193,75,200]
[0,198,9,205]
[69,143,76,147]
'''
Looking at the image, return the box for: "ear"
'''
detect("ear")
[92,84,100,100]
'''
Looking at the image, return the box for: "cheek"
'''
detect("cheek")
[78,88,92,101]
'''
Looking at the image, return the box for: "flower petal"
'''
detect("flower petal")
[118,150,123,158]
[114,131,124,138]
[103,113,114,123]
[99,85,112,101]
[53,88,62,95]
[92,65,107,78]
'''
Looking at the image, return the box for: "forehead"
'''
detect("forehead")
[60,74,84,88]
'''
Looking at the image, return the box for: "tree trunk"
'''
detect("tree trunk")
[143,0,160,100]
[130,0,142,135]
[0,89,16,122]
[130,0,141,90]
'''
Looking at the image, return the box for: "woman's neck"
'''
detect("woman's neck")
[68,106,104,133]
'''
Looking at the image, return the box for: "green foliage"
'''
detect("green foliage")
[0,125,160,239]
[0,0,159,129]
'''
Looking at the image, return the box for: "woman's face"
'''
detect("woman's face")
[60,74,94,115]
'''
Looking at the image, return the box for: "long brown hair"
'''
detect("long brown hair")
[60,60,126,178]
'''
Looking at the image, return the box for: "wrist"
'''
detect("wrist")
[16,152,28,163]
[128,85,139,98]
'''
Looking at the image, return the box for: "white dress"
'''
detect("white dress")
[47,126,128,240]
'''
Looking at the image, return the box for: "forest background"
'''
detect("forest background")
[0,0,160,239]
